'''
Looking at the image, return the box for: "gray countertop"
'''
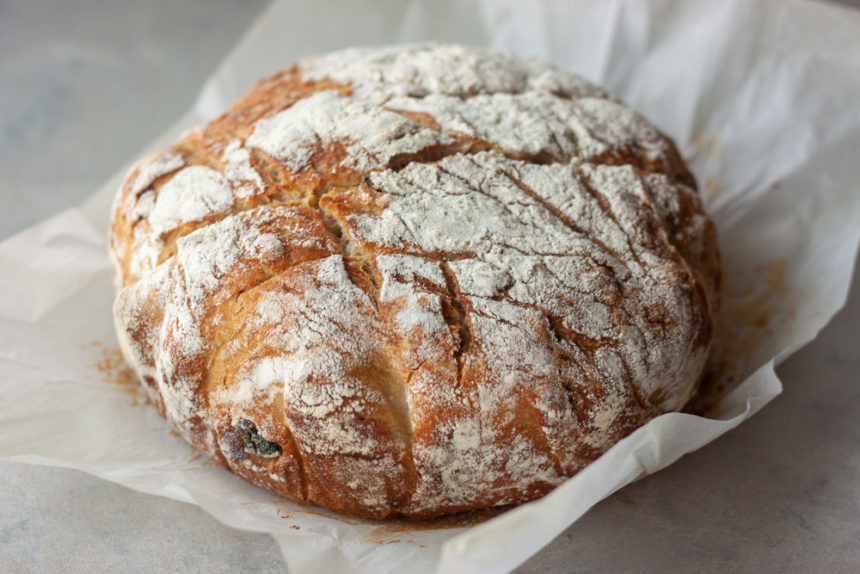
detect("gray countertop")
[1,1,858,572]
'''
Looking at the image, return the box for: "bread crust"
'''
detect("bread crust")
[110,44,719,519]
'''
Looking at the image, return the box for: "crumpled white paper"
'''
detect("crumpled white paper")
[2,0,860,572]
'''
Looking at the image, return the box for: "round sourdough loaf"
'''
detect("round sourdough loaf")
[110,44,720,519]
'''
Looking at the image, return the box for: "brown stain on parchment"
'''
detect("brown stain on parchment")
[703,174,727,204]
[689,136,727,205]
[691,135,723,161]
[146,451,218,473]
[265,495,508,545]
[85,340,147,407]
[688,257,800,414]
[86,341,214,472]
[152,452,219,472]
[362,506,509,545]
[684,134,797,413]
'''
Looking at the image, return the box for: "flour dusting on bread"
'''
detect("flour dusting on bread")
[109,44,719,519]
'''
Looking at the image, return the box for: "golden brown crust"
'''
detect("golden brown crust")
[110,44,720,519]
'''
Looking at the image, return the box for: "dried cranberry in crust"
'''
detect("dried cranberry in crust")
[223,419,282,460]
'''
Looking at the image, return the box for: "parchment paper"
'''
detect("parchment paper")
[2,1,860,573]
